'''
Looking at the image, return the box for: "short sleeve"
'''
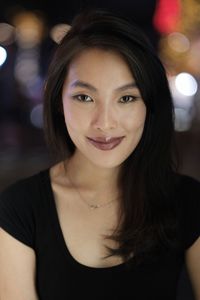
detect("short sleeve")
[0,178,36,249]
[179,175,200,250]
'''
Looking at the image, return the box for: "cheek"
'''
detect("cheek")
[122,107,146,132]
[63,100,87,130]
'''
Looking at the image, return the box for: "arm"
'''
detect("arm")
[185,237,200,300]
[0,228,39,300]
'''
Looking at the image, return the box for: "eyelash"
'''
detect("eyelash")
[71,94,139,103]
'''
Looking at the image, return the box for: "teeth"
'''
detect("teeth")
[105,137,112,142]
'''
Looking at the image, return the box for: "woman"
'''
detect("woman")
[0,8,200,300]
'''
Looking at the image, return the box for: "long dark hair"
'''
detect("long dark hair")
[43,8,180,265]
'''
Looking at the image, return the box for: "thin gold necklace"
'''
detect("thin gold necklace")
[63,162,119,210]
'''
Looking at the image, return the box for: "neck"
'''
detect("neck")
[63,151,121,195]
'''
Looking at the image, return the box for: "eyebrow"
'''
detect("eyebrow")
[70,80,138,92]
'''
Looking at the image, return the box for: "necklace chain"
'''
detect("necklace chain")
[64,162,118,210]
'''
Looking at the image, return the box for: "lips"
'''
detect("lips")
[88,136,124,143]
[87,136,125,151]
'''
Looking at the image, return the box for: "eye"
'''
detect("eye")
[72,94,93,102]
[120,95,138,103]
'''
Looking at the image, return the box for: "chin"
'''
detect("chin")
[87,155,127,169]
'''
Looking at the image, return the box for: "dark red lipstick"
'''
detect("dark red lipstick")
[87,136,125,151]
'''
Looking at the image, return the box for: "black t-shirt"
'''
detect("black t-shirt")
[0,168,200,300]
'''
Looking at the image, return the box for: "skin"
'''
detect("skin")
[61,48,147,201]
[185,237,200,299]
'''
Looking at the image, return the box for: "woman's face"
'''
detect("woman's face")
[62,48,146,168]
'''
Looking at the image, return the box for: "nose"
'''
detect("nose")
[92,102,118,131]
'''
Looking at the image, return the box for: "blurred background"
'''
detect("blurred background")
[0,0,200,189]
[0,1,199,298]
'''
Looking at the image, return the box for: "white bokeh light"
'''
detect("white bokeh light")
[168,75,194,109]
[168,75,195,132]
[175,72,198,96]
[0,46,7,66]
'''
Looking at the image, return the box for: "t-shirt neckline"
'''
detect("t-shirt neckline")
[40,167,126,272]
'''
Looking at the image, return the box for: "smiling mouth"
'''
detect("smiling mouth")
[86,136,125,151]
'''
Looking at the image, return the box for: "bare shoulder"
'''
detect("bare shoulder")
[0,228,39,300]
[185,237,200,299]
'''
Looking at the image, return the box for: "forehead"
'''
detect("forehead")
[65,47,135,83]
[69,47,126,62]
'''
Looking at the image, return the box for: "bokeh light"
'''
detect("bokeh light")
[0,23,15,45]
[14,49,40,85]
[12,10,46,48]
[50,23,71,44]
[175,72,198,96]
[174,107,193,132]
[167,32,190,53]
[0,46,7,66]
[30,104,43,128]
